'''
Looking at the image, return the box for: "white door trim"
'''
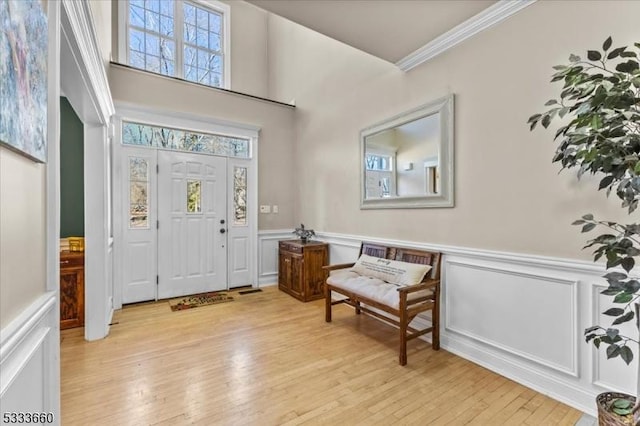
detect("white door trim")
[112,105,259,308]
[60,0,115,341]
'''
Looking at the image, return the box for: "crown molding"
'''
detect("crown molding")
[395,0,537,72]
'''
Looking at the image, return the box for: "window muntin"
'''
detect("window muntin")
[122,120,250,159]
[125,0,228,88]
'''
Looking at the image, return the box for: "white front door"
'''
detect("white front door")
[157,150,227,298]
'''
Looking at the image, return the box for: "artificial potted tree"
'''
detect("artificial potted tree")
[528,37,639,425]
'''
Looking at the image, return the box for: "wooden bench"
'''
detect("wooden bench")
[323,242,441,365]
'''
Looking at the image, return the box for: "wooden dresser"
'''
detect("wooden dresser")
[60,251,85,330]
[278,240,329,302]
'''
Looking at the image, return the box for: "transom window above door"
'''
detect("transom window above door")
[120,0,230,89]
[122,120,250,158]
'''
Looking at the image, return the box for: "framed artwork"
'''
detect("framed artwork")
[0,0,48,163]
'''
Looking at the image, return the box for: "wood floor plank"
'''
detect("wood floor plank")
[61,287,582,425]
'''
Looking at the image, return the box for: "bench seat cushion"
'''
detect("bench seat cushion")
[327,270,432,309]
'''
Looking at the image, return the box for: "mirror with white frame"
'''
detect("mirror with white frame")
[360,94,454,209]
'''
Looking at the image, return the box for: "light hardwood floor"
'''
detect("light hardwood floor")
[61,286,582,425]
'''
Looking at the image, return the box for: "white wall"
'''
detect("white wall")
[261,0,640,416]
[266,0,639,261]
[1,1,60,421]
[88,0,111,66]
[0,148,47,327]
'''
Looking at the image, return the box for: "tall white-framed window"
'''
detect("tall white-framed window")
[118,0,231,89]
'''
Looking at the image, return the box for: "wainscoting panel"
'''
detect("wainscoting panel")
[445,260,578,376]
[0,292,58,422]
[304,231,635,417]
[258,230,292,286]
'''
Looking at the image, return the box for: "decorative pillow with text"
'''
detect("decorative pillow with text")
[350,254,431,286]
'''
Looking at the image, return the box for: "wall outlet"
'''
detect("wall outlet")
[272,205,279,213]
[259,205,271,213]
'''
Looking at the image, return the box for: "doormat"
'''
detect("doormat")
[168,291,234,311]
[238,288,263,295]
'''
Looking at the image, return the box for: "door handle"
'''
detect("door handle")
[220,228,226,234]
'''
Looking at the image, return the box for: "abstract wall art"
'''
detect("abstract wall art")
[0,0,48,163]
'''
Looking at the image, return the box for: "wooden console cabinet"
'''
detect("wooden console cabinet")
[60,251,84,330]
[278,240,329,302]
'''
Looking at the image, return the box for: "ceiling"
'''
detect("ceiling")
[247,0,497,64]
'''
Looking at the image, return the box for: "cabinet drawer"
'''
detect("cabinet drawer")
[60,252,84,268]
[279,242,302,254]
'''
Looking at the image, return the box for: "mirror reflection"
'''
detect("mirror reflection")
[360,94,454,209]
[364,113,440,199]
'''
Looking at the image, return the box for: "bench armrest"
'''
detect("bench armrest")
[397,278,439,294]
[322,263,355,272]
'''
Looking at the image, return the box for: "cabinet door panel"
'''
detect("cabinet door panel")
[60,267,84,329]
[290,254,303,297]
[305,249,328,299]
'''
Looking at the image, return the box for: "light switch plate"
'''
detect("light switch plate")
[272,205,279,213]
[259,205,271,213]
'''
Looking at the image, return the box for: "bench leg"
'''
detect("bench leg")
[325,284,332,323]
[432,285,440,350]
[399,297,408,366]
[399,312,407,365]
[355,301,361,315]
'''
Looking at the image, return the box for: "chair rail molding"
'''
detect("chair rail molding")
[395,0,538,72]
[309,230,630,417]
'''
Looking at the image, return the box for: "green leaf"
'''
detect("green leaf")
[621,257,635,272]
[594,337,601,348]
[587,50,602,61]
[616,60,640,72]
[581,223,596,232]
[606,343,621,359]
[613,407,633,416]
[602,36,612,51]
[569,54,581,62]
[620,51,638,58]
[571,220,585,225]
[604,272,627,281]
[582,214,594,220]
[544,99,558,106]
[558,107,569,118]
[602,308,624,316]
[613,398,633,409]
[613,292,633,303]
[599,175,615,190]
[612,311,634,325]
[607,47,626,59]
[585,325,600,333]
[541,115,551,129]
[619,346,633,365]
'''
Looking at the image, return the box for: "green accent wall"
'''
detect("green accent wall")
[60,97,84,237]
